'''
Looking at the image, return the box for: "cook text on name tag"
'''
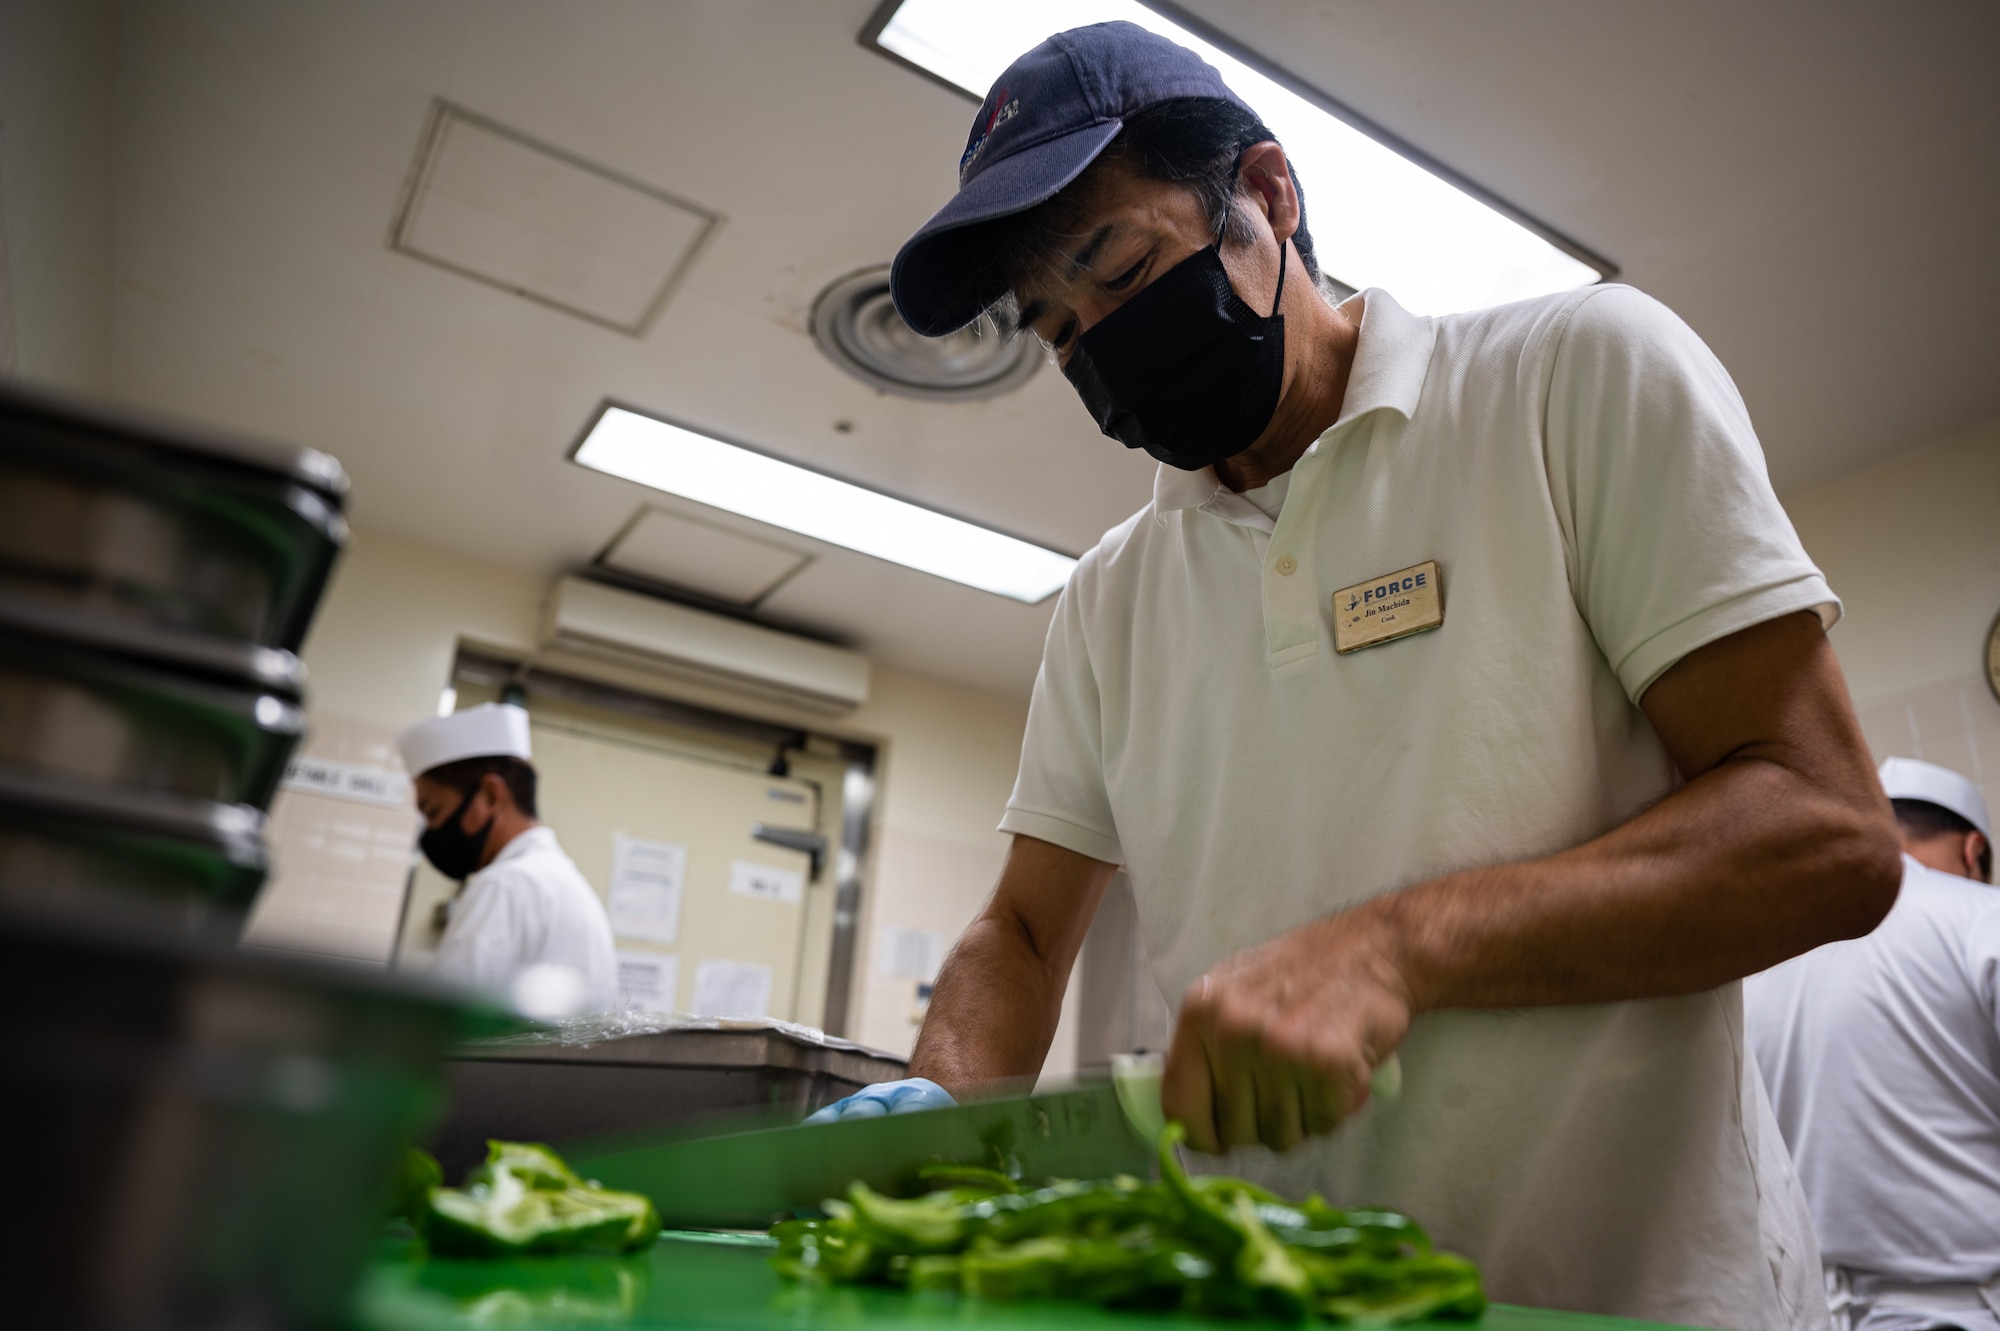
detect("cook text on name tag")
[1332,560,1443,654]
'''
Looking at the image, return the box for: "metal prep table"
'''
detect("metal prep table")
[429,1024,909,1177]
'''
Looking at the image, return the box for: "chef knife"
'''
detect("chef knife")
[567,1078,1156,1230]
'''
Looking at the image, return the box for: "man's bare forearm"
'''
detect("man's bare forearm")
[1170,613,1903,1152]
[1304,613,1901,1015]
[1389,613,1898,1010]
[907,835,1116,1098]
[1363,746,1900,1014]
[907,915,1065,1094]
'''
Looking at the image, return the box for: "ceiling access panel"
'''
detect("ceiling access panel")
[598,506,813,608]
[390,100,722,335]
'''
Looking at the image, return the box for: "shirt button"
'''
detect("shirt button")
[1275,555,1298,576]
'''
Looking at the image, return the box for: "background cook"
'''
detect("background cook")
[396,702,618,1013]
[815,21,1900,1331]
[1749,758,2000,1331]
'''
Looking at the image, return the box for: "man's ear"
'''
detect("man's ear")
[474,771,510,820]
[1968,830,1990,882]
[1235,141,1299,245]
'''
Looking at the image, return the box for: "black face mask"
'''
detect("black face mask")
[420,791,492,881]
[1061,227,1288,471]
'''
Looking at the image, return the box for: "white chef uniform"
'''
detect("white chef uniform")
[398,703,618,1013]
[431,825,619,1013]
[1003,285,1833,1330]
[1748,760,2000,1331]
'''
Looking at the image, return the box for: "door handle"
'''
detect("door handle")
[751,823,827,881]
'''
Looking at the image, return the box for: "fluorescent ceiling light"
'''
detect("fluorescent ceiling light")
[871,0,1609,316]
[573,406,1077,604]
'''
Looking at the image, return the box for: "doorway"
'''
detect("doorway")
[395,650,875,1032]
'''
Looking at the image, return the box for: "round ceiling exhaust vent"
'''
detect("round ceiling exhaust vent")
[810,266,1041,402]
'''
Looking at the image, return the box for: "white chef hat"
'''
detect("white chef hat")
[1879,756,1991,841]
[397,703,533,778]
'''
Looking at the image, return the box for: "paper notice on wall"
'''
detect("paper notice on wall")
[607,834,686,944]
[727,859,805,905]
[615,950,679,1013]
[690,958,773,1019]
[280,757,411,809]
[878,925,950,982]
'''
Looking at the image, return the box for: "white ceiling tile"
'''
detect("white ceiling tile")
[394,103,718,332]
[600,506,811,606]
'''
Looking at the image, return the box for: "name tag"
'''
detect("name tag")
[1332,560,1444,654]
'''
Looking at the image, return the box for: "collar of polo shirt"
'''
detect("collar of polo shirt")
[1150,289,1438,520]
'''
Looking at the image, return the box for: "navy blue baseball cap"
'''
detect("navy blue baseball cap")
[889,21,1250,337]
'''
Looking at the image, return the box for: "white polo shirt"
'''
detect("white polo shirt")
[1747,856,2000,1294]
[1002,285,1836,1330]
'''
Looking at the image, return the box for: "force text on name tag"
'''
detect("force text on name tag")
[1332,560,1444,654]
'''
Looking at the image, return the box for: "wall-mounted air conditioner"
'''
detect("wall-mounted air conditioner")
[541,577,870,715]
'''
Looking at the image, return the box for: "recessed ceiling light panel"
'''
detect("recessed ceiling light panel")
[572,406,1076,603]
[865,0,1613,316]
[811,266,1040,401]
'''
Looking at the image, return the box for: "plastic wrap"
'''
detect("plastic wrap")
[464,1008,894,1056]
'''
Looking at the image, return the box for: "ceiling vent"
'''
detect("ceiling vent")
[810,266,1039,401]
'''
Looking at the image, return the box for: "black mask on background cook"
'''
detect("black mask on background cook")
[420,790,492,880]
[1061,226,1287,471]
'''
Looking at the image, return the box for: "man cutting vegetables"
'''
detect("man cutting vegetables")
[816,22,1900,1331]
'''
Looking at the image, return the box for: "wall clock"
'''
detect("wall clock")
[1988,608,2000,704]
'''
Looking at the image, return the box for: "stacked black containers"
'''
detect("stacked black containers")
[0,383,346,929]
[0,384,482,1329]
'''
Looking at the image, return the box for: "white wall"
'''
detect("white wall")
[1786,412,2000,818]
[296,527,1074,1072]
[243,712,417,965]
[297,528,539,728]
[0,0,114,389]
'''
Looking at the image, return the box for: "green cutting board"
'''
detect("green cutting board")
[349,1231,1712,1331]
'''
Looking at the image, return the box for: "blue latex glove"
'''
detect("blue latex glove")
[804,1077,956,1124]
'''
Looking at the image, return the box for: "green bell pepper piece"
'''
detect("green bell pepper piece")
[1156,1123,1313,1318]
[386,1147,443,1226]
[768,1119,1479,1324]
[422,1140,660,1257]
[957,1236,1076,1300]
[914,1162,1020,1195]
[846,1183,969,1253]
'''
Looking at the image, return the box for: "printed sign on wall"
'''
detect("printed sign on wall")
[727,859,805,905]
[615,950,679,1012]
[690,958,773,1018]
[280,757,411,808]
[878,925,950,983]
[607,834,687,943]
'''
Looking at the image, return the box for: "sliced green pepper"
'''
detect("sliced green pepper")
[421,1140,660,1257]
[1155,1123,1312,1317]
[767,1120,1481,1325]
[845,1183,971,1253]
[914,1162,1020,1195]
[386,1147,444,1226]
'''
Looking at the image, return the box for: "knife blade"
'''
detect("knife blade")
[567,1080,1155,1229]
